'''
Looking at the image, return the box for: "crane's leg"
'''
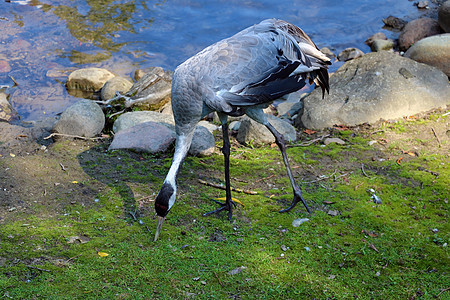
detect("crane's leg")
[203,120,236,220]
[264,122,311,213]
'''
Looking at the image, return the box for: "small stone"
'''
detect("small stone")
[337,48,364,62]
[304,247,311,251]
[192,277,200,281]
[200,281,206,285]
[281,245,288,251]
[101,76,133,100]
[368,140,377,146]
[370,39,395,52]
[365,32,387,46]
[416,1,428,9]
[327,210,339,216]
[382,16,407,30]
[292,218,310,227]
[324,138,345,145]
[375,271,381,277]
[328,275,336,279]
[228,266,247,275]
[66,68,115,92]
[319,47,336,59]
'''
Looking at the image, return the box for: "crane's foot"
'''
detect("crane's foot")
[203,197,242,221]
[279,187,311,213]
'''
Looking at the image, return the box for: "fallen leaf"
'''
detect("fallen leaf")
[97,252,109,257]
[369,244,379,252]
[396,157,403,165]
[72,181,78,184]
[304,129,317,135]
[9,153,15,157]
[323,201,335,205]
[333,125,350,131]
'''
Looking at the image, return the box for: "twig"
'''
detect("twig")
[26,265,51,272]
[198,179,257,195]
[59,163,66,171]
[137,195,155,202]
[66,254,81,263]
[254,174,275,184]
[288,134,330,147]
[9,75,19,86]
[44,133,108,141]
[302,170,337,184]
[361,163,371,178]
[129,210,138,221]
[431,127,441,148]
[437,287,450,297]
[213,271,224,287]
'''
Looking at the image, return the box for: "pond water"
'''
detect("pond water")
[0,0,434,121]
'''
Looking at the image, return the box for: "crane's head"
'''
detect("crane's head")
[154,182,176,241]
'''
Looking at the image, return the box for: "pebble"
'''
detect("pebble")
[292,218,310,227]
[337,47,364,62]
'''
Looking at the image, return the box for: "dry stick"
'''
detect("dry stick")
[44,133,108,141]
[213,271,224,287]
[254,174,275,184]
[288,134,330,147]
[198,179,257,195]
[431,127,441,148]
[66,254,81,263]
[26,265,51,272]
[437,287,450,297]
[302,170,337,184]
[361,163,371,178]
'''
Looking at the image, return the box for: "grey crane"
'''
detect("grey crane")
[154,19,331,241]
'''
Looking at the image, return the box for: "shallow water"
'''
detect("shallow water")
[0,0,433,121]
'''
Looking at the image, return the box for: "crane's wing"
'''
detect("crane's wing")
[189,19,331,114]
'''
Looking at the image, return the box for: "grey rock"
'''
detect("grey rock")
[398,18,441,51]
[66,68,115,92]
[324,137,345,145]
[53,99,105,137]
[320,47,336,60]
[109,121,176,153]
[404,34,450,76]
[297,51,450,130]
[229,121,241,131]
[101,76,133,100]
[438,1,450,32]
[198,120,219,133]
[370,39,395,52]
[277,100,304,118]
[113,111,175,133]
[237,114,297,144]
[365,32,387,46]
[382,16,407,30]
[337,48,364,62]
[189,126,215,156]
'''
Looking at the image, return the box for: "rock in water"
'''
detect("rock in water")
[101,76,133,100]
[296,51,450,130]
[405,34,450,76]
[398,18,441,51]
[53,99,105,137]
[66,68,115,92]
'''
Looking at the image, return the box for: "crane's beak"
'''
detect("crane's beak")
[154,216,165,241]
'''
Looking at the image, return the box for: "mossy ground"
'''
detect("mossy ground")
[0,110,448,299]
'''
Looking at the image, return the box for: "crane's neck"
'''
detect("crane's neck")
[159,132,195,212]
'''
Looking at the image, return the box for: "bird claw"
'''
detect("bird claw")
[279,189,311,213]
[203,197,242,220]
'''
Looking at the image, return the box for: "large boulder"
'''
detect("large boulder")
[438,1,450,33]
[109,121,176,153]
[237,115,297,144]
[404,34,450,76]
[398,18,441,51]
[113,111,175,133]
[297,51,450,130]
[53,99,105,137]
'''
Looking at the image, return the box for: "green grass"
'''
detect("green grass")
[0,114,449,299]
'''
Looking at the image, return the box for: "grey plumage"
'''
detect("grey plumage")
[154,18,331,241]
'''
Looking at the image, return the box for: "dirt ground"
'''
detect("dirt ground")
[0,108,448,224]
